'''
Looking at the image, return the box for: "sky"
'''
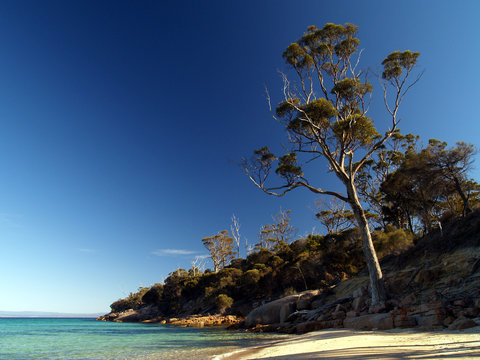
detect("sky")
[0,0,479,314]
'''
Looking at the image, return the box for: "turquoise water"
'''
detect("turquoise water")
[0,318,283,359]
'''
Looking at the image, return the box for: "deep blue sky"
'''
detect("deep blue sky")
[0,1,479,313]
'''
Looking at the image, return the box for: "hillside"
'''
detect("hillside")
[99,210,480,332]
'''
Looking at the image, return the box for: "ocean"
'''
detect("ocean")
[0,318,283,359]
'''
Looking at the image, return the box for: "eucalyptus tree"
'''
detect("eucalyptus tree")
[202,230,234,272]
[243,23,421,304]
[256,208,296,251]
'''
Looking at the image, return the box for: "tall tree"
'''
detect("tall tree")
[202,230,234,272]
[256,209,296,251]
[243,23,421,304]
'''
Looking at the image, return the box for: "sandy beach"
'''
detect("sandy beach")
[215,327,480,359]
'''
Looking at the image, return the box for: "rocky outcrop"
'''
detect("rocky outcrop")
[97,311,242,327]
[343,313,394,330]
[245,290,322,327]
[97,305,159,322]
[164,314,242,327]
[245,294,300,327]
[243,244,480,334]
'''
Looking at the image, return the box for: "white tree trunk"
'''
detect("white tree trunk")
[346,180,387,305]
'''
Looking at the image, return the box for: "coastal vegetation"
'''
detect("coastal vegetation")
[108,136,479,317]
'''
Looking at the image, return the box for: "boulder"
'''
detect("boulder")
[246,290,322,327]
[279,302,295,323]
[296,290,322,311]
[393,315,417,328]
[331,310,346,320]
[352,286,368,298]
[245,294,300,327]
[343,313,394,330]
[415,314,444,329]
[352,296,367,312]
[448,317,477,330]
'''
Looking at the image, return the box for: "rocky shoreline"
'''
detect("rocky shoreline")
[242,287,480,334]
[98,244,480,335]
[97,309,243,328]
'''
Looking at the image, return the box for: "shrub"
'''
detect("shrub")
[281,287,297,297]
[142,284,163,305]
[110,298,135,313]
[219,275,235,289]
[110,287,149,312]
[244,269,261,286]
[373,226,414,258]
[253,263,267,271]
[268,255,284,268]
[215,294,234,313]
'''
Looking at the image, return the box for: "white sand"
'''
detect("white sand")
[215,327,480,359]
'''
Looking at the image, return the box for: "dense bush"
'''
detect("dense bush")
[215,294,234,313]
[373,225,414,258]
[243,269,261,286]
[110,287,149,312]
[141,284,163,305]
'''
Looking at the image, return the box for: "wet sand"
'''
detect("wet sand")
[214,327,480,359]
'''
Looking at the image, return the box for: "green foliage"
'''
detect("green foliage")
[331,114,380,147]
[110,287,149,312]
[243,269,261,286]
[276,98,300,118]
[276,153,303,183]
[331,78,372,100]
[380,139,479,233]
[218,267,243,289]
[253,147,277,166]
[141,284,163,305]
[286,99,337,133]
[382,51,420,81]
[246,248,272,264]
[373,226,414,258]
[268,255,284,268]
[281,287,297,297]
[215,294,234,312]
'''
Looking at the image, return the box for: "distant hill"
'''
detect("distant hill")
[0,310,103,318]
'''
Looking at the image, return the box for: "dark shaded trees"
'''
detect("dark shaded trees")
[243,23,421,305]
[356,131,419,227]
[426,140,476,215]
[380,139,478,233]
